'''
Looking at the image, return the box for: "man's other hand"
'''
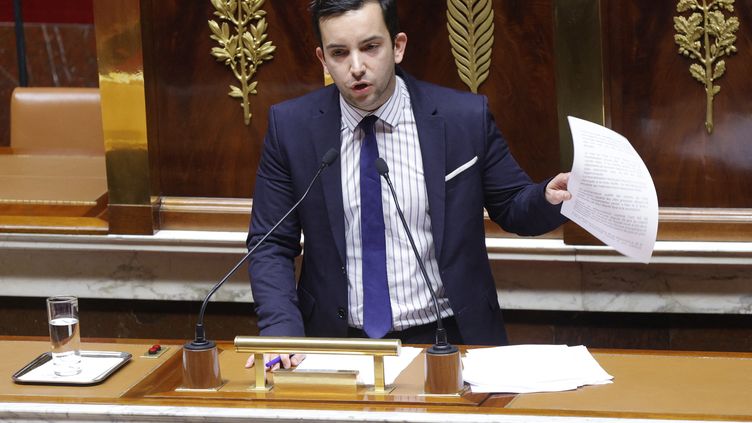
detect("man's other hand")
[244,353,306,370]
[545,172,572,205]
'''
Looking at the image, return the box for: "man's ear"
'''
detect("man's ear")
[393,32,407,64]
[315,47,330,75]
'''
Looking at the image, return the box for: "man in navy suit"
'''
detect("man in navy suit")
[246,0,571,369]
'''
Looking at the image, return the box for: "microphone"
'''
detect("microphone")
[374,158,454,351]
[182,148,339,389]
[375,158,463,394]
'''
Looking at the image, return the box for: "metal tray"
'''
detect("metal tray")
[12,350,132,385]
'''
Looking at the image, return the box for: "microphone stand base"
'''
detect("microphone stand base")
[424,345,463,395]
[417,384,469,397]
[181,340,223,390]
[175,381,227,392]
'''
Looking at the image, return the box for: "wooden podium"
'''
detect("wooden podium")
[1,337,752,422]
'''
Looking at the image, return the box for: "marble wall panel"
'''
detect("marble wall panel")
[0,248,252,302]
[581,263,752,314]
[492,260,583,311]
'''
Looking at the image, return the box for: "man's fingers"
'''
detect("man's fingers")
[280,353,305,369]
[290,354,306,366]
[244,354,303,370]
[280,354,292,369]
[545,173,572,205]
[556,190,572,202]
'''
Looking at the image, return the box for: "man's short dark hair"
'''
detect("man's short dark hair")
[309,0,399,47]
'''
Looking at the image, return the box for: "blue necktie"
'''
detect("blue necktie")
[359,115,392,338]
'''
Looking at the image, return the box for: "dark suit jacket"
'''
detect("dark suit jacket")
[248,69,567,345]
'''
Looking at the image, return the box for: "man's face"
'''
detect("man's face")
[315,1,407,111]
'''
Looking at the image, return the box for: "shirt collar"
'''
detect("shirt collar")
[340,76,408,132]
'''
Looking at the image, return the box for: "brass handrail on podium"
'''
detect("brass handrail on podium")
[234,336,401,393]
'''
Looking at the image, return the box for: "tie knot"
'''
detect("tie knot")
[359,115,378,132]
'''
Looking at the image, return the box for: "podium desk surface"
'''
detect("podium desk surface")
[0,337,751,423]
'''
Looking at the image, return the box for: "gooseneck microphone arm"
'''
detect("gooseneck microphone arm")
[375,158,450,349]
[192,148,340,346]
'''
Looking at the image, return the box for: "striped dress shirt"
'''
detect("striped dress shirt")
[339,76,453,331]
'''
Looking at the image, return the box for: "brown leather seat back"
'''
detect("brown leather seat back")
[10,87,105,156]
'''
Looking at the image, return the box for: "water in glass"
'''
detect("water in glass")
[46,297,82,376]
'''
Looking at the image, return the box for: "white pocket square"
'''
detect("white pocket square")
[445,156,478,182]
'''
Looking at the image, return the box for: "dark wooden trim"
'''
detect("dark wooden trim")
[108,203,156,235]
[156,196,251,232]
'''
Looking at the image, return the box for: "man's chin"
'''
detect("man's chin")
[345,96,378,112]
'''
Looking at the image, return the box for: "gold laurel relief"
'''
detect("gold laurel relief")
[209,0,276,125]
[447,0,494,93]
[674,0,739,134]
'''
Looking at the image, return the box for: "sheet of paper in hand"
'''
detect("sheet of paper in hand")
[561,116,658,264]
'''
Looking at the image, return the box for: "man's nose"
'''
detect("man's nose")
[350,53,366,77]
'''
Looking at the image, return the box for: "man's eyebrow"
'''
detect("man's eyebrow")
[359,35,384,44]
[324,42,347,50]
[324,35,385,50]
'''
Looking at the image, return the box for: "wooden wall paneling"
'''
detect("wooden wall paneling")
[489,0,562,182]
[142,0,321,199]
[400,0,562,183]
[566,0,752,244]
[604,1,752,210]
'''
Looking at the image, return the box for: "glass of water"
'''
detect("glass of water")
[46,296,82,376]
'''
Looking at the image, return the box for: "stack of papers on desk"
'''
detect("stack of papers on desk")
[462,344,613,393]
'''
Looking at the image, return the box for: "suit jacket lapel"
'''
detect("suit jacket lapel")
[402,72,447,260]
[311,88,347,267]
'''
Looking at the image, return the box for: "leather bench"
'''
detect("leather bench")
[0,87,108,231]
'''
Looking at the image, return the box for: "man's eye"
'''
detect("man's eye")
[364,44,378,51]
[331,50,346,57]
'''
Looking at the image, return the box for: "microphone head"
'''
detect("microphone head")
[322,148,339,166]
[375,158,389,175]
